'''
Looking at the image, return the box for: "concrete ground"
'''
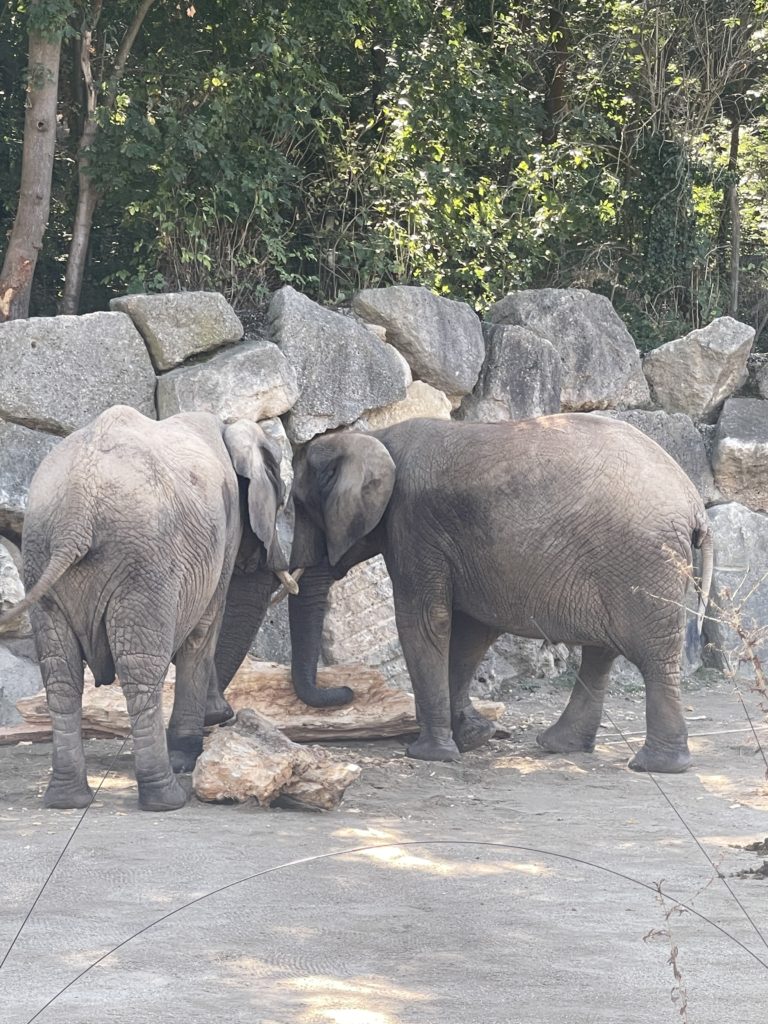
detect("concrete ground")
[1,673,767,1024]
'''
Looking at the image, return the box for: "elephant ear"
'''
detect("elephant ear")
[308,433,396,566]
[223,421,287,571]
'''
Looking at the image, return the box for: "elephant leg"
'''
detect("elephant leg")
[169,603,225,773]
[449,611,500,753]
[110,615,186,812]
[392,580,459,762]
[629,651,690,773]
[31,601,92,809]
[537,645,616,754]
[205,568,275,726]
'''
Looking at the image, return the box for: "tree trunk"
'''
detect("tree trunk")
[727,119,741,318]
[58,20,100,315]
[0,29,63,321]
[542,4,568,145]
[59,0,156,314]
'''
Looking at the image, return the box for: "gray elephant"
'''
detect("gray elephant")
[285,414,713,772]
[0,405,297,811]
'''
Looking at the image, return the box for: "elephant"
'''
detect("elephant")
[0,405,298,811]
[285,414,713,772]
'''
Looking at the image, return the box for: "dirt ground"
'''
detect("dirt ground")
[1,672,767,1024]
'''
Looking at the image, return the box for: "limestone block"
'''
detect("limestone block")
[353,381,452,431]
[110,291,243,371]
[0,312,157,434]
[156,340,299,421]
[0,421,61,533]
[0,542,30,638]
[487,288,649,411]
[642,316,754,421]
[703,502,768,676]
[456,324,562,422]
[250,598,290,664]
[269,286,409,443]
[352,285,484,395]
[712,398,768,510]
[599,409,719,504]
[192,709,362,809]
[0,647,42,726]
[474,635,570,698]
[321,557,408,688]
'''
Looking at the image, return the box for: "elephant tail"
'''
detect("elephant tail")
[685,524,713,660]
[0,546,85,629]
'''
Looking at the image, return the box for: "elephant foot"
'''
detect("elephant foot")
[407,733,461,762]
[138,776,188,812]
[204,694,234,727]
[628,742,691,774]
[295,684,354,709]
[167,733,204,774]
[452,708,495,753]
[43,778,94,810]
[536,721,597,755]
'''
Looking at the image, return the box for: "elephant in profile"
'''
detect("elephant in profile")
[0,405,297,811]
[285,414,713,772]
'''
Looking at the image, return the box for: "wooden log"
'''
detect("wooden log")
[13,657,506,744]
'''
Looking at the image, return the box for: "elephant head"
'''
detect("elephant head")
[222,420,294,587]
[288,432,396,707]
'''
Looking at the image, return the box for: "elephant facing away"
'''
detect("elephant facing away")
[0,405,295,811]
[287,414,713,772]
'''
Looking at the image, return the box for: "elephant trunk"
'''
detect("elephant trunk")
[288,559,354,708]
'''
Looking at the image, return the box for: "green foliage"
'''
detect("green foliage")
[0,0,767,344]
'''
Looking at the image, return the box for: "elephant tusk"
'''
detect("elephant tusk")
[270,568,304,605]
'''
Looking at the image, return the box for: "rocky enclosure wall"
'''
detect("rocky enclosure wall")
[2,285,767,723]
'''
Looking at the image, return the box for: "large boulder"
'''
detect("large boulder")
[712,398,768,511]
[110,291,243,371]
[192,708,361,809]
[353,381,452,431]
[487,288,649,411]
[704,503,768,676]
[474,636,570,698]
[269,286,409,443]
[0,646,42,726]
[156,340,299,422]
[0,312,157,434]
[0,421,61,534]
[352,285,484,395]
[642,317,754,421]
[321,556,408,687]
[0,541,29,638]
[456,324,562,422]
[599,409,719,504]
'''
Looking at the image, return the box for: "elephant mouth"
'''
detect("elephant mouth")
[271,568,304,604]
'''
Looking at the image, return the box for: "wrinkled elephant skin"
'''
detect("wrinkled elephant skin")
[288,415,712,772]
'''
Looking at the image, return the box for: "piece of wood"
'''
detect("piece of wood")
[14,657,506,744]
[0,722,120,745]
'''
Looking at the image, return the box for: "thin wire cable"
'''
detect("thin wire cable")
[530,615,768,952]
[19,838,768,1024]
[0,674,171,971]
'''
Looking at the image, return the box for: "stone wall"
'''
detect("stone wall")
[2,284,767,721]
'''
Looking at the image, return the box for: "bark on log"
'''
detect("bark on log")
[13,657,506,742]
